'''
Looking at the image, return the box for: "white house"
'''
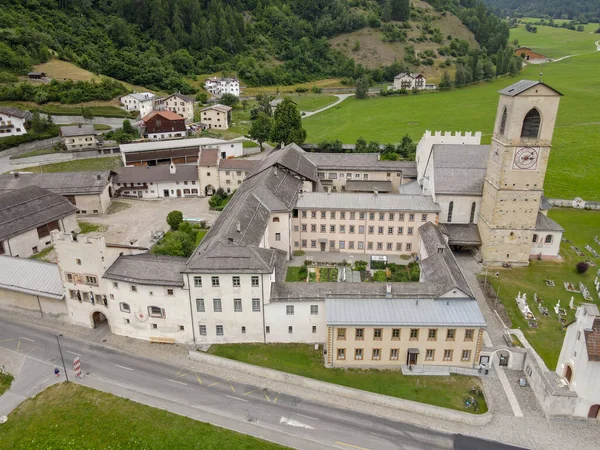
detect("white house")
[0,186,78,258]
[393,73,426,90]
[0,107,31,137]
[200,104,232,130]
[120,92,156,118]
[161,93,196,123]
[112,164,200,199]
[204,77,240,97]
[60,124,97,151]
[556,304,600,419]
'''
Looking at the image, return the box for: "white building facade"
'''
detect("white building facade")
[120,92,156,118]
[204,77,240,97]
[0,107,31,137]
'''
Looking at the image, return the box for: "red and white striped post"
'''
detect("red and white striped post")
[73,357,82,378]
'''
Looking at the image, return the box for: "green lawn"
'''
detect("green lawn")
[0,383,286,450]
[207,343,487,414]
[0,372,14,395]
[304,50,600,200]
[285,266,306,282]
[29,246,54,262]
[40,104,134,118]
[288,94,338,112]
[78,222,107,234]
[489,209,600,370]
[511,21,599,58]
[16,156,123,173]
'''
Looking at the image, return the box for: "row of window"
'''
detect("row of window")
[295,240,413,252]
[66,273,98,286]
[337,348,472,362]
[193,275,260,288]
[119,303,165,318]
[68,290,107,306]
[300,211,427,222]
[532,234,554,244]
[298,224,415,235]
[116,181,197,187]
[447,201,477,224]
[337,328,475,342]
[199,324,317,336]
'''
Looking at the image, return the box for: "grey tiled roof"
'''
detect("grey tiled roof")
[0,107,32,120]
[326,298,485,327]
[438,223,482,246]
[498,80,562,97]
[399,180,422,195]
[431,144,489,195]
[0,171,112,195]
[60,124,96,137]
[345,180,393,193]
[418,222,473,297]
[304,153,417,176]
[126,93,155,101]
[535,212,564,232]
[270,281,440,302]
[540,196,552,210]
[185,244,278,274]
[0,186,78,241]
[247,144,317,182]
[166,93,195,103]
[104,254,187,286]
[218,159,258,171]
[296,193,440,212]
[0,255,64,300]
[113,165,198,183]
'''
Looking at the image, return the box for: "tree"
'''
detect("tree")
[195,92,208,103]
[454,65,469,87]
[439,70,452,90]
[270,97,306,145]
[391,0,410,22]
[122,119,133,135]
[355,76,370,99]
[382,0,392,22]
[576,261,590,274]
[220,93,238,107]
[355,137,367,153]
[483,61,496,80]
[247,112,273,150]
[166,210,184,231]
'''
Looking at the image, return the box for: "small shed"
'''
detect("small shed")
[27,72,46,79]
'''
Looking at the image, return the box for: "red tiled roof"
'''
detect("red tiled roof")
[585,318,600,362]
[199,148,218,167]
[218,159,258,171]
[142,111,184,122]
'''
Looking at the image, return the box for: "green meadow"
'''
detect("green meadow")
[511,21,599,58]
[304,26,600,201]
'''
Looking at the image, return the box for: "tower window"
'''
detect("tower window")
[521,109,541,139]
[532,234,538,243]
[470,202,476,223]
[447,201,454,223]
[499,107,507,135]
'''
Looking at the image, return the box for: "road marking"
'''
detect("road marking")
[165,378,188,386]
[297,414,318,421]
[20,337,35,343]
[16,341,20,353]
[273,393,279,403]
[243,389,261,396]
[229,384,235,392]
[224,394,248,403]
[279,416,314,429]
[176,372,188,378]
[208,381,220,387]
[264,393,271,402]
[115,365,134,371]
[67,351,81,356]
[195,373,202,385]
[335,442,369,450]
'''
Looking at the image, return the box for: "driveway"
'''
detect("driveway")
[83,197,220,248]
[301,94,354,119]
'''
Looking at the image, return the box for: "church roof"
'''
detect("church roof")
[535,212,564,232]
[498,80,563,97]
[432,144,489,195]
[439,223,482,246]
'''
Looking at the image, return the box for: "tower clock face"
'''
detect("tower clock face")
[513,147,539,170]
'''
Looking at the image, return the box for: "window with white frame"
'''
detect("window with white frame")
[252,298,261,312]
[286,305,294,315]
[216,325,224,336]
[425,349,435,361]
[372,348,381,360]
[213,298,222,312]
[234,298,242,312]
[390,349,399,360]
[199,325,207,335]
[310,305,318,315]
[461,350,471,361]
[232,276,240,287]
[211,276,219,287]
[288,326,293,334]
[148,306,164,318]
[251,276,259,287]
[120,302,130,313]
[337,348,346,360]
[196,298,205,312]
[443,349,453,361]
[355,348,363,360]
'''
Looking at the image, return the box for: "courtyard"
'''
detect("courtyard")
[79,197,220,248]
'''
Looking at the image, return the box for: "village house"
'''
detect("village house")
[60,124,97,150]
[204,77,240,97]
[0,107,32,137]
[514,47,549,63]
[120,92,156,118]
[142,111,186,140]
[218,159,258,194]
[0,186,78,258]
[393,73,427,90]
[161,93,195,123]
[0,171,114,215]
[112,164,200,199]
[200,104,232,130]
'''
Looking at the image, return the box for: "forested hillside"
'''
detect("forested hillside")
[484,0,600,22]
[0,0,515,92]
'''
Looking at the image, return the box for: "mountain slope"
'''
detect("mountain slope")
[484,0,600,21]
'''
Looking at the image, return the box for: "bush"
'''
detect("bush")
[166,210,184,230]
[354,260,368,271]
[373,270,388,282]
[371,260,387,270]
[295,87,308,93]
[195,92,208,103]
[576,261,590,274]
[311,86,322,94]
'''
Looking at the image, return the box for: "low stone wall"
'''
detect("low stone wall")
[189,350,493,425]
[548,198,600,211]
[2,137,60,158]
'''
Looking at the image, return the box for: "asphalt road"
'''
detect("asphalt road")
[0,317,527,450]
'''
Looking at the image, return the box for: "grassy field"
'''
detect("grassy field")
[303,47,600,200]
[511,21,599,59]
[287,94,338,112]
[488,209,600,370]
[0,100,134,118]
[29,246,54,262]
[285,266,306,282]
[78,222,107,234]
[208,343,487,413]
[16,156,123,173]
[0,372,14,395]
[0,383,286,450]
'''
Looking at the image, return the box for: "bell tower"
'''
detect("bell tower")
[478,80,562,266]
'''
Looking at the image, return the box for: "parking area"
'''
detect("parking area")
[81,197,220,248]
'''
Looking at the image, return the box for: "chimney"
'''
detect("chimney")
[374,188,378,195]
[386,284,392,298]
[377,153,380,161]
[228,237,234,244]
[170,163,176,175]
[236,221,241,232]
[274,166,278,177]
